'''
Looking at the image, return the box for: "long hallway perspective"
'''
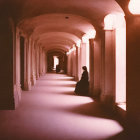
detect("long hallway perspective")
[1,0,140,139]
[0,73,126,140]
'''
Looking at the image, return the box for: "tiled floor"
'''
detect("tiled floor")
[0,73,127,140]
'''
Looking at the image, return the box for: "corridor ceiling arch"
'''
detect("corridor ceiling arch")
[18,13,96,51]
[44,44,70,52]
[35,31,81,51]
[16,0,125,52]
[35,32,80,44]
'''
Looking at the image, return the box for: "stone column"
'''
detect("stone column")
[80,42,87,68]
[35,45,39,79]
[89,39,94,96]
[75,46,79,80]
[78,46,82,80]
[126,15,140,126]
[69,51,72,76]
[0,18,15,109]
[14,28,21,108]
[67,53,70,75]
[31,41,36,85]
[42,48,46,75]
[39,46,43,76]
[101,30,115,106]
[72,49,76,78]
[24,37,31,90]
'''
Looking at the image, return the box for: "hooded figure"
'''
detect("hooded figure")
[74,66,89,96]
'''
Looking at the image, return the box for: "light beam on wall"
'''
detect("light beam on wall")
[104,14,116,30]
[104,13,126,108]
[82,30,96,43]
[128,0,140,15]
[104,14,125,30]
[66,45,76,55]
[76,40,81,48]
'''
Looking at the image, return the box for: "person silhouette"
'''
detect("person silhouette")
[74,66,89,96]
[56,64,60,73]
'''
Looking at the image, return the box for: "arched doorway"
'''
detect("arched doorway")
[47,50,67,73]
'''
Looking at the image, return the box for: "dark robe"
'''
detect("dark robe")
[74,70,89,96]
[56,65,60,73]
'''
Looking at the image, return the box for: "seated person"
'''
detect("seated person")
[74,66,89,96]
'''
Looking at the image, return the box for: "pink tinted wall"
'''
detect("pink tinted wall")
[93,39,102,97]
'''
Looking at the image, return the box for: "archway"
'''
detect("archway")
[47,50,67,73]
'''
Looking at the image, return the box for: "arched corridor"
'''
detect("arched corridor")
[0,73,127,140]
[1,0,140,139]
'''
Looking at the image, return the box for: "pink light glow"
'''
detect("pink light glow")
[53,56,59,69]
[129,0,140,15]
[115,17,126,105]
[104,14,116,30]
[0,73,124,140]
[118,103,126,111]
[76,39,81,48]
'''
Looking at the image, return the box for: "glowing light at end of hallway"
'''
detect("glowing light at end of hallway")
[53,56,59,69]
[128,0,140,15]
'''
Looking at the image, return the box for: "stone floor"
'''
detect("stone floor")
[0,73,128,140]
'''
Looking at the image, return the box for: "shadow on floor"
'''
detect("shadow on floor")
[35,84,76,87]
[104,131,129,140]
[39,78,74,81]
[54,101,116,120]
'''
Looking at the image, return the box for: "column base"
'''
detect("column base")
[24,80,32,90]
[14,83,21,108]
[36,73,39,80]
[31,74,36,86]
[101,94,115,109]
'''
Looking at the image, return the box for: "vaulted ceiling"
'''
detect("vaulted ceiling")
[4,0,125,52]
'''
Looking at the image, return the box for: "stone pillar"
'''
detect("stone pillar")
[89,39,94,96]
[80,42,87,68]
[35,45,39,79]
[72,49,76,78]
[42,48,46,75]
[75,46,79,80]
[31,41,36,85]
[101,30,115,106]
[14,28,21,108]
[39,46,43,76]
[94,38,102,98]
[70,51,73,76]
[24,37,31,90]
[67,53,71,75]
[0,18,15,109]
[126,15,140,127]
[78,46,82,80]
[69,51,72,76]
